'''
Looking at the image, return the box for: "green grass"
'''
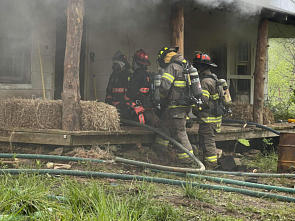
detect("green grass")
[0,174,183,221]
[183,182,215,204]
[0,167,295,220]
[242,151,278,173]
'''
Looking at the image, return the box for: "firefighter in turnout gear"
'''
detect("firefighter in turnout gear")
[105,51,131,119]
[152,46,196,161]
[192,51,226,169]
[127,49,159,126]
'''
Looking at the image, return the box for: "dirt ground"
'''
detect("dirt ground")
[0,142,295,220]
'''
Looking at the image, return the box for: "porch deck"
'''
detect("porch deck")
[0,123,294,147]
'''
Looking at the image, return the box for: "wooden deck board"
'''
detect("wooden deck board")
[0,123,294,146]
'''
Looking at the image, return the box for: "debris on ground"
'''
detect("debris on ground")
[66,146,113,160]
[46,162,71,170]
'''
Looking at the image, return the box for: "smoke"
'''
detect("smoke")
[194,0,262,16]
[194,0,234,8]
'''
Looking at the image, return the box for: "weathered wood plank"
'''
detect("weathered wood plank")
[0,132,72,146]
[0,124,293,146]
[71,134,155,146]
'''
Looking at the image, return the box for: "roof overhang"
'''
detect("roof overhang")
[240,0,295,15]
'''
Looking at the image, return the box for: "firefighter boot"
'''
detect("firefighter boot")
[192,144,204,161]
[204,159,219,170]
[151,144,170,164]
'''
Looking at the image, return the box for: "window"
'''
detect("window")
[238,42,249,63]
[0,37,31,84]
[236,41,251,76]
[237,64,248,75]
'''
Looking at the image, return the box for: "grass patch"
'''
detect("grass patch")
[0,174,183,220]
[0,169,295,220]
[242,151,278,173]
[183,182,214,204]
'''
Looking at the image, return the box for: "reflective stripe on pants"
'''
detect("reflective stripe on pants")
[177,150,194,159]
[205,155,217,163]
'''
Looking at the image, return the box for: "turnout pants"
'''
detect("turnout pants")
[198,122,219,163]
[153,107,193,159]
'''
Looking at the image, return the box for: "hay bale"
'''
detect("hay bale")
[229,102,275,124]
[80,101,120,131]
[0,98,120,131]
[0,98,62,130]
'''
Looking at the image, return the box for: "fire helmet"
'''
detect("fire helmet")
[133,49,151,67]
[157,46,179,68]
[193,51,217,68]
[112,51,130,72]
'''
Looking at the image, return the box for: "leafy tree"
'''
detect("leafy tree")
[267,38,295,120]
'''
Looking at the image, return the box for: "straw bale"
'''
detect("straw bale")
[0,98,120,131]
[80,101,120,131]
[0,98,62,130]
[229,102,274,124]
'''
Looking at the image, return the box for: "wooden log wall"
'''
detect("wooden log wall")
[253,19,268,124]
[170,2,184,55]
[62,0,84,131]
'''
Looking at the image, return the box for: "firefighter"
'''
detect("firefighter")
[105,51,131,119]
[152,46,195,161]
[192,51,222,169]
[126,49,159,126]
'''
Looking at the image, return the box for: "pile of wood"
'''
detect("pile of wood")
[229,103,275,125]
[0,98,120,131]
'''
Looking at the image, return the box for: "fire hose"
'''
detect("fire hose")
[222,119,280,135]
[120,118,205,171]
[0,153,294,178]
[0,168,295,203]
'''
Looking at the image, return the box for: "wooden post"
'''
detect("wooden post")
[253,19,268,124]
[62,0,84,131]
[170,1,184,55]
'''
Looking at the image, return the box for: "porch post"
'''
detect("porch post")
[62,0,84,131]
[253,18,268,124]
[170,1,184,55]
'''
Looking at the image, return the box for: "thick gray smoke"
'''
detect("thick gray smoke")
[194,0,262,16]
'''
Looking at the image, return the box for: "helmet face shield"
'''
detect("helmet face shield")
[133,49,151,67]
[193,51,217,68]
[112,60,126,72]
[112,51,130,71]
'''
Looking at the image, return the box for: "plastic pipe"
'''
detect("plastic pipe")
[152,169,295,194]
[1,153,295,178]
[1,169,295,203]
[222,119,280,135]
[0,153,108,163]
[114,156,295,178]
[0,153,202,174]
[115,157,205,173]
